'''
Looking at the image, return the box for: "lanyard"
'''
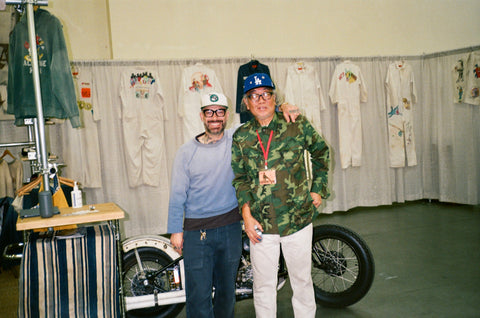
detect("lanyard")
[256,130,274,169]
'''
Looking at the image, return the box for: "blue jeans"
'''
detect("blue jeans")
[183,221,242,318]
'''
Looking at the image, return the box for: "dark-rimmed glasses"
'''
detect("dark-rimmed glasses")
[247,91,274,102]
[202,108,226,118]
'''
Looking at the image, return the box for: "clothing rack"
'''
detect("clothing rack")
[0,121,37,182]
[5,0,51,198]
[0,140,35,148]
[0,118,36,149]
[4,0,48,5]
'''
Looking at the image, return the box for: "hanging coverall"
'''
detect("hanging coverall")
[385,61,417,167]
[120,69,168,187]
[329,61,367,169]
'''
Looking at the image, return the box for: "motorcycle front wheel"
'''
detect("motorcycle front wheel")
[123,247,185,318]
[312,224,374,308]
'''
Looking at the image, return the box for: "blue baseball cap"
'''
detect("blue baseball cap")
[243,73,275,94]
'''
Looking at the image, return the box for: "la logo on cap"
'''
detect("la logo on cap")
[254,76,263,85]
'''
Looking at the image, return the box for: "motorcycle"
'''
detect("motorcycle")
[121,224,375,318]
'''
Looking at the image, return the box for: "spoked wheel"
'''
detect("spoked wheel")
[123,247,185,318]
[311,224,374,308]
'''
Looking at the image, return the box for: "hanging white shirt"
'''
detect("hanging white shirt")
[62,66,103,188]
[464,51,480,105]
[284,62,326,133]
[178,64,223,143]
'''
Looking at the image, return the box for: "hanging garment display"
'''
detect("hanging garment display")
[0,149,22,197]
[452,57,466,103]
[329,61,368,169]
[464,52,480,105]
[385,61,418,167]
[284,61,326,133]
[0,38,12,120]
[8,158,23,194]
[120,69,168,187]
[236,60,271,123]
[0,85,14,121]
[61,66,102,188]
[7,8,80,127]
[0,160,13,198]
[178,64,223,142]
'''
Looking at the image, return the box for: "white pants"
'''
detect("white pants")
[387,105,417,167]
[251,223,316,318]
[338,103,362,169]
[122,115,167,187]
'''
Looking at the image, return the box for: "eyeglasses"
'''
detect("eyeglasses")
[202,108,226,118]
[247,91,274,102]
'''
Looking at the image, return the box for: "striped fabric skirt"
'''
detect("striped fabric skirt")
[18,224,120,317]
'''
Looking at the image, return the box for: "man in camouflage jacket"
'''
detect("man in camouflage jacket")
[231,73,330,318]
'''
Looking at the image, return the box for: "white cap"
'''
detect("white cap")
[201,92,228,109]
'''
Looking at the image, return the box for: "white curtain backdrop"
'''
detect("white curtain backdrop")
[1,46,479,238]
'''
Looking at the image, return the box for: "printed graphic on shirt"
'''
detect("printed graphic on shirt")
[453,59,466,103]
[455,60,465,82]
[72,66,93,113]
[81,86,91,99]
[77,83,92,111]
[402,98,411,110]
[472,87,479,98]
[389,123,404,137]
[388,105,401,118]
[472,64,480,98]
[189,72,213,92]
[23,35,46,71]
[130,72,156,99]
[339,69,357,83]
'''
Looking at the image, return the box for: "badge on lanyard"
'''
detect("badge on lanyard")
[257,130,276,185]
[259,169,276,185]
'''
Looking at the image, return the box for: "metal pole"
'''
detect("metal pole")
[25,2,49,192]
[5,0,48,6]
[0,141,35,148]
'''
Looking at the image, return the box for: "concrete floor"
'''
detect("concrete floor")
[190,200,480,318]
[1,200,479,317]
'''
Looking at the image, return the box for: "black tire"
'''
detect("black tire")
[312,224,374,308]
[123,247,185,318]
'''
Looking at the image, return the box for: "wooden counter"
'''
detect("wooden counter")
[16,202,125,231]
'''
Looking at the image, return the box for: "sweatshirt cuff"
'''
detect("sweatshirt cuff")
[69,115,81,128]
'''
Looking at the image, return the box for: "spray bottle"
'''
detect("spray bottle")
[71,181,83,208]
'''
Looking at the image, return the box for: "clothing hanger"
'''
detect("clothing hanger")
[0,148,15,160]
[58,176,75,188]
[15,175,76,197]
[15,176,42,197]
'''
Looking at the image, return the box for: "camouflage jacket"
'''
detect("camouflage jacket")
[232,113,330,236]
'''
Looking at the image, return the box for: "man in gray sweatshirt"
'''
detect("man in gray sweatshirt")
[167,92,298,318]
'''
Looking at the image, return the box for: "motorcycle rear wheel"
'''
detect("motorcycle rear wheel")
[123,247,185,318]
[312,224,374,308]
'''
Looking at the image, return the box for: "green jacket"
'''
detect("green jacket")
[232,113,330,236]
[7,9,80,127]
